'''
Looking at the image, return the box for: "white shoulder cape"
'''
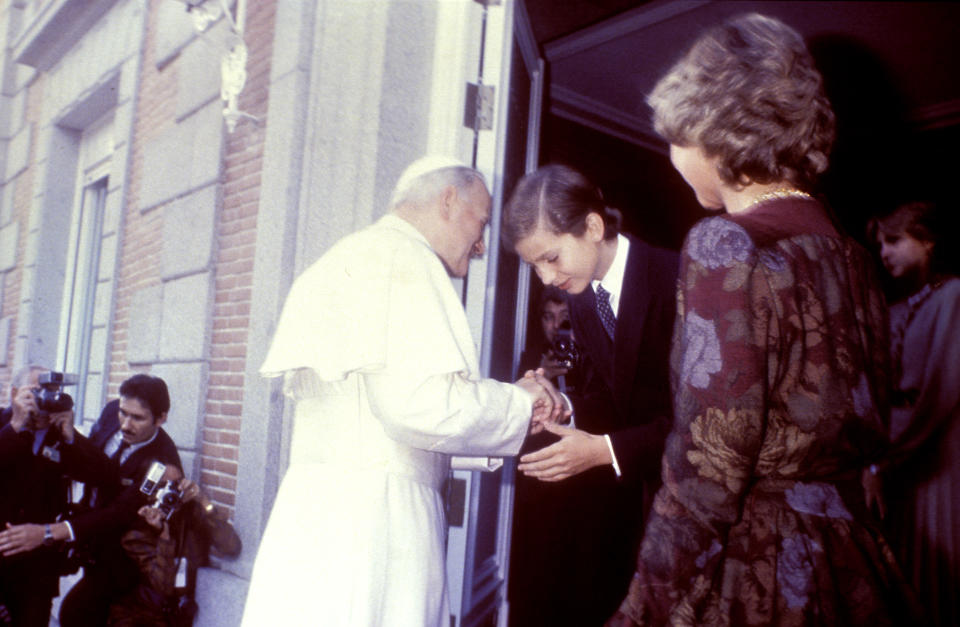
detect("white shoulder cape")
[261,213,478,385]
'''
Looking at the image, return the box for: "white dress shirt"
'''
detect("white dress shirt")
[591,233,630,477]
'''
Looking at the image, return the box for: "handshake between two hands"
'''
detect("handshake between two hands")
[514,369,613,483]
[514,368,570,435]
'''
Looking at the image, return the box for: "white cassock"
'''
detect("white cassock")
[241,214,532,627]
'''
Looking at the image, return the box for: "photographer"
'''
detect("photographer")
[108,463,241,626]
[0,374,182,626]
[0,365,74,627]
[517,287,580,388]
[60,374,182,627]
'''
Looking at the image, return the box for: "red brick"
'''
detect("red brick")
[206,488,236,506]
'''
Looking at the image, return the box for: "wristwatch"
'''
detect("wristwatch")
[42,524,54,547]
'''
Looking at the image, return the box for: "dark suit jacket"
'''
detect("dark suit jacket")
[509,236,679,627]
[0,407,73,597]
[60,399,182,563]
[568,234,679,484]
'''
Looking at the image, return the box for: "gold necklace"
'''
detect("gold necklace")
[744,188,812,211]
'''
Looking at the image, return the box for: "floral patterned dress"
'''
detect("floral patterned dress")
[610,198,917,626]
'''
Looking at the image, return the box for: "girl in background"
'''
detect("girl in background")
[869,201,960,627]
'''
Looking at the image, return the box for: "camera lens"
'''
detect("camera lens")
[552,327,580,369]
[34,388,74,413]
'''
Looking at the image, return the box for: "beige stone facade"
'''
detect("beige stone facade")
[0,1,486,623]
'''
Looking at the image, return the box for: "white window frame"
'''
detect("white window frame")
[55,112,113,423]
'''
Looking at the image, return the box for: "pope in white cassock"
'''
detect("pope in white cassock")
[241,156,563,626]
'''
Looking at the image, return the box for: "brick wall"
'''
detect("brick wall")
[203,0,276,515]
[0,0,277,519]
[106,0,277,515]
[0,75,44,400]
[107,0,176,397]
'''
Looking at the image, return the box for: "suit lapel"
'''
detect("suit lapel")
[570,288,615,390]
[612,238,651,412]
[91,403,120,450]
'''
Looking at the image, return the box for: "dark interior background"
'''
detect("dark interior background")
[512,0,960,360]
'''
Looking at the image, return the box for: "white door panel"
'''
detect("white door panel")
[436,1,543,625]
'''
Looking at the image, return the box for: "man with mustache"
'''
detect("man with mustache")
[0,373,182,626]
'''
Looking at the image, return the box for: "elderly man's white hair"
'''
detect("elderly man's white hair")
[389,155,486,210]
[11,364,45,389]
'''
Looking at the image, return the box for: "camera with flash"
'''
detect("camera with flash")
[140,461,185,521]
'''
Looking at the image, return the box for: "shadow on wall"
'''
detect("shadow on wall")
[812,34,960,297]
[811,34,930,242]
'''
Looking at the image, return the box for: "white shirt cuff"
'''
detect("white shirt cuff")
[603,434,621,477]
[560,392,575,428]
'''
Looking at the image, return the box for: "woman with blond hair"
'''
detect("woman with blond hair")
[604,13,917,625]
[868,200,960,627]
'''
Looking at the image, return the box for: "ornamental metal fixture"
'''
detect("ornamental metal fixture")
[177,0,261,132]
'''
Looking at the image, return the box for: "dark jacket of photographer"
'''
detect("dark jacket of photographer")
[108,500,242,626]
[0,407,73,608]
[56,399,182,627]
[59,401,182,555]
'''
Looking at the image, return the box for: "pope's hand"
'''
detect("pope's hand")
[517,422,611,481]
[515,376,549,433]
[515,369,568,433]
[528,369,569,427]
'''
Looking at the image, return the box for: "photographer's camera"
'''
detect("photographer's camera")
[552,321,582,370]
[140,461,185,521]
[32,371,77,415]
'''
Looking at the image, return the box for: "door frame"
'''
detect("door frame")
[437,0,544,625]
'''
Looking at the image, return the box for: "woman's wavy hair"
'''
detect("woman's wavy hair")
[647,13,836,191]
[502,164,622,250]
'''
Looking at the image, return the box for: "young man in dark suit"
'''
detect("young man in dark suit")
[504,164,679,625]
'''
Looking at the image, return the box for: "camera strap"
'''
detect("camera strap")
[173,514,190,592]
